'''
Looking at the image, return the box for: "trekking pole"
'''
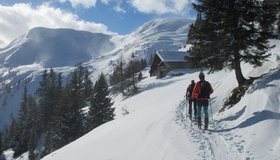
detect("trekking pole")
[209,98,215,128]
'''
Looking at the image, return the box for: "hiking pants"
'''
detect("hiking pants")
[197,99,209,126]
[188,98,197,119]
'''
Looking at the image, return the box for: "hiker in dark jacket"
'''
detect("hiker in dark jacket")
[186,80,197,121]
[191,72,213,130]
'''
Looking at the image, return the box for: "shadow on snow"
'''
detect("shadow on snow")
[209,110,280,133]
[248,68,280,93]
[218,106,247,122]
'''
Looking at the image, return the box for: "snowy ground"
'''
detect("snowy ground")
[41,40,280,160]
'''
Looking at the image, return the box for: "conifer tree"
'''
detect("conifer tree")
[109,56,125,94]
[277,3,280,38]
[59,65,86,143]
[83,69,94,102]
[188,0,277,86]
[141,59,147,69]
[36,69,51,131]
[25,95,39,160]
[138,72,143,81]
[36,68,64,153]
[4,119,17,151]
[14,86,29,156]
[12,86,40,157]
[88,73,114,130]
[47,71,65,151]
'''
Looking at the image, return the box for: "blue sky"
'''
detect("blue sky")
[0,0,195,45]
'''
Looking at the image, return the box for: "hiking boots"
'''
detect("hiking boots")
[197,117,209,130]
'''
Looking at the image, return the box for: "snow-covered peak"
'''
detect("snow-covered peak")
[0,18,192,69]
[116,17,192,62]
[135,17,191,35]
[0,27,115,68]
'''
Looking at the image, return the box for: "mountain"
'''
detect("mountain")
[0,17,192,131]
[0,27,115,68]
[41,40,280,160]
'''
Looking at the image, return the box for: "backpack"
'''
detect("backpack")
[187,83,195,98]
[198,81,211,99]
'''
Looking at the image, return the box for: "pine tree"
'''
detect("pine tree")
[59,66,85,143]
[88,73,114,130]
[36,68,65,153]
[6,118,18,154]
[14,86,29,156]
[141,59,147,69]
[48,71,65,151]
[83,69,94,102]
[188,0,277,86]
[276,1,280,38]
[12,86,40,157]
[138,72,143,81]
[25,95,39,160]
[109,56,125,93]
[36,69,51,131]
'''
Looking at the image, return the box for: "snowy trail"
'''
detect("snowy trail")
[176,99,255,160]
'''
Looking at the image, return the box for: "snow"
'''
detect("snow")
[41,40,280,160]
[2,149,15,160]
[0,27,115,68]
[0,18,280,160]
[156,51,187,62]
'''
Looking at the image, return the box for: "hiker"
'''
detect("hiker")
[186,80,197,121]
[191,72,213,130]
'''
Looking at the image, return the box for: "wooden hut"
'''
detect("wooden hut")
[149,51,189,77]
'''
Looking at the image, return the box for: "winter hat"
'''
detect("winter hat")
[199,72,205,80]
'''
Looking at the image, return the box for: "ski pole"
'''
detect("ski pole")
[209,98,215,128]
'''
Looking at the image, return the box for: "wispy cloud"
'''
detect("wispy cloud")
[113,1,126,13]
[56,0,98,8]
[0,3,112,45]
[100,0,111,5]
[128,0,192,14]
[55,0,192,15]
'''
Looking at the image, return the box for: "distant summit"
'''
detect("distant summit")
[0,27,115,68]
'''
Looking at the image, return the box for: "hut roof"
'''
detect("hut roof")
[156,51,188,62]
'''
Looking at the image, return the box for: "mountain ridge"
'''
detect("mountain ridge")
[0,17,192,131]
[0,27,116,68]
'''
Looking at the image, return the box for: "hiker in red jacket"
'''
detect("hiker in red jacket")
[191,72,213,130]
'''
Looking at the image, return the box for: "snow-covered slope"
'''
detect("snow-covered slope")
[0,27,115,68]
[0,17,191,131]
[41,40,280,160]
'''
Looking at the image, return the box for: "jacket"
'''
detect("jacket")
[186,83,195,98]
[191,80,213,100]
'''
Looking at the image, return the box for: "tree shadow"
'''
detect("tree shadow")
[248,68,280,94]
[218,106,247,122]
[209,110,280,133]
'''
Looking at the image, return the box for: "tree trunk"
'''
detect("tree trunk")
[234,57,246,86]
